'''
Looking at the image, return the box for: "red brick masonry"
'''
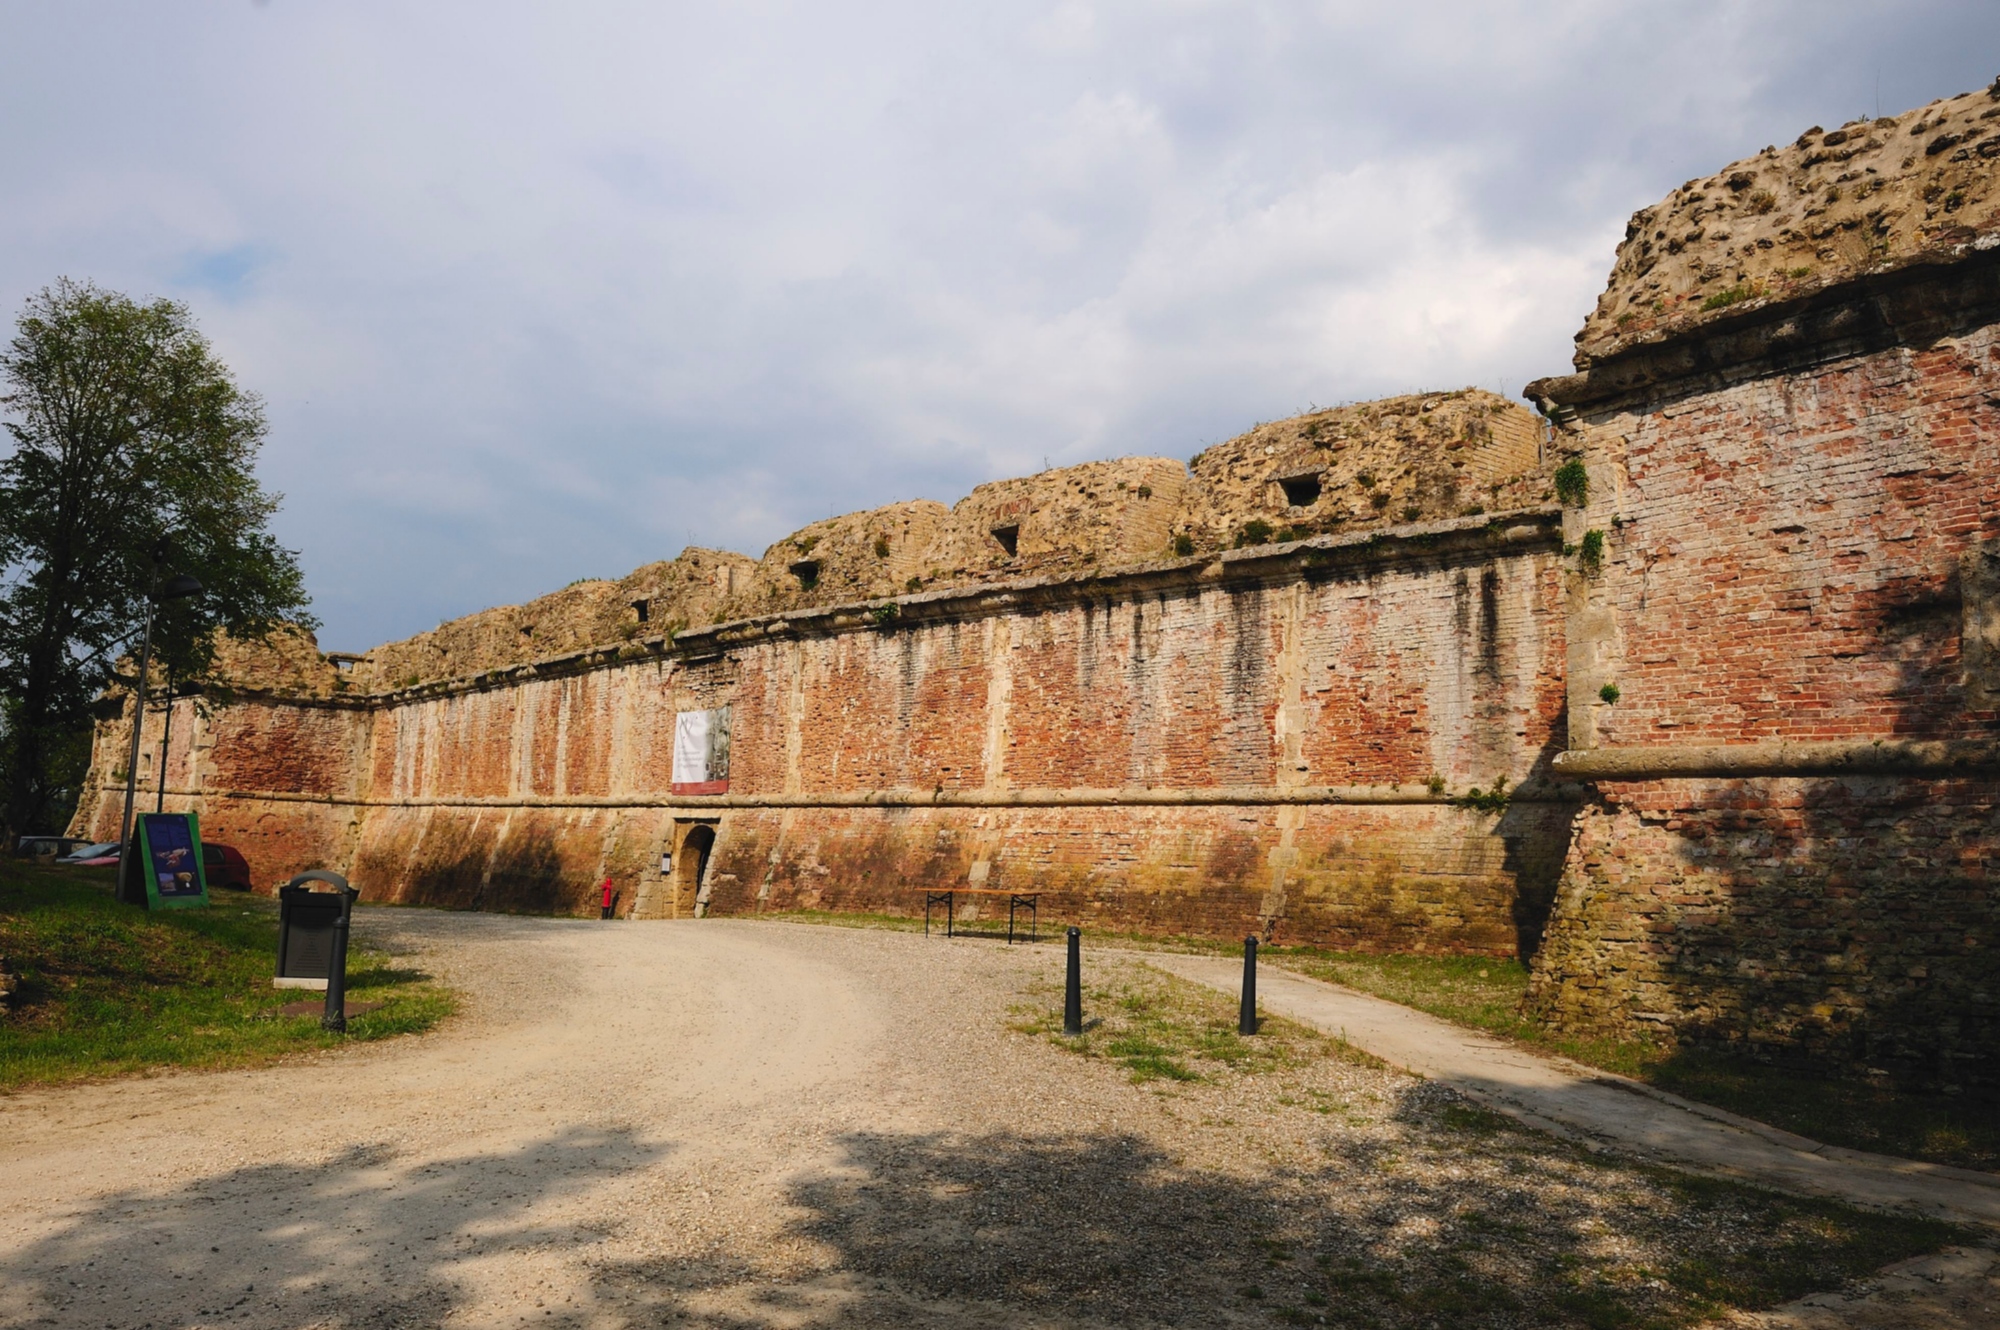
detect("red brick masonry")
[77,516,1573,957]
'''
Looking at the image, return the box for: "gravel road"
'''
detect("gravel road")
[0,911,1975,1329]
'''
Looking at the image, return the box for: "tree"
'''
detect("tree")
[0,279,314,840]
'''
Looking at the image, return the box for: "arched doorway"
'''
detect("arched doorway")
[677,824,716,917]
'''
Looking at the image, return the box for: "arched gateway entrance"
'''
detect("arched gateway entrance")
[676,824,716,917]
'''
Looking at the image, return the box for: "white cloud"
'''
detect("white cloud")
[0,0,1995,647]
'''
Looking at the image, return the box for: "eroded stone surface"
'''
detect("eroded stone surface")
[916,456,1190,585]
[357,547,757,691]
[197,388,1548,694]
[1177,388,1546,552]
[1576,82,2000,367]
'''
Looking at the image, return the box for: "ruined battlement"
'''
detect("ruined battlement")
[208,389,1551,696]
[1567,82,2000,374]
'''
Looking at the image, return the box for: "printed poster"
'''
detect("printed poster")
[140,812,206,902]
[672,706,731,795]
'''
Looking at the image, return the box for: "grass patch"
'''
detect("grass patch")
[1700,283,1755,312]
[1268,947,2000,1173]
[1012,962,1375,1084]
[1,862,453,1088]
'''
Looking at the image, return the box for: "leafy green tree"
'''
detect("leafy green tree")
[0,279,314,840]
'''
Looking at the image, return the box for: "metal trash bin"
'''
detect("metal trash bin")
[275,872,355,990]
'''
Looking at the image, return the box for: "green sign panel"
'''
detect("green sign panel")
[136,811,208,910]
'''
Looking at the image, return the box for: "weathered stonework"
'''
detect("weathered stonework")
[355,548,759,691]
[77,507,1573,956]
[1574,81,2000,367]
[1525,81,2000,1088]
[1176,389,1547,553]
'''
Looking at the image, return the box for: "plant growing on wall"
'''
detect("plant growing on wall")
[1579,528,1606,575]
[1599,683,1620,704]
[1452,775,1510,813]
[1554,457,1589,507]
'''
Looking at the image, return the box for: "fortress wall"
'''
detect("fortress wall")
[75,691,372,881]
[702,534,1570,947]
[1527,237,2000,1084]
[1555,325,2000,755]
[706,799,1571,953]
[80,519,1572,951]
[1535,777,2000,1084]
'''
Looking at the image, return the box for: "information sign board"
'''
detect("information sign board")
[137,811,208,910]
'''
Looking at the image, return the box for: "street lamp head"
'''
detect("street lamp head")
[156,574,204,602]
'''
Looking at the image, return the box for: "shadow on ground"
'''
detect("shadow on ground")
[1,1126,671,1329]
[704,1114,1953,1329]
[2,1087,1954,1328]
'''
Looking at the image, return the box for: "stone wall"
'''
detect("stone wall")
[1572,81,2000,368]
[1525,81,2000,1087]
[76,512,1574,952]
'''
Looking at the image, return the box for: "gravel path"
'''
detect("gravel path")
[1142,952,2000,1228]
[0,912,1979,1329]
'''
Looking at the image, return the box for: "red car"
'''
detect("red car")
[202,842,253,890]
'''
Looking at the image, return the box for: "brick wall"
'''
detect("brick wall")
[76,522,1573,953]
[1528,263,2000,1087]
[1529,777,1999,1087]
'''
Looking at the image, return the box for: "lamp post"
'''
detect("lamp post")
[116,573,203,905]
[154,669,173,815]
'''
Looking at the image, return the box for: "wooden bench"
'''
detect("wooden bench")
[922,888,1041,944]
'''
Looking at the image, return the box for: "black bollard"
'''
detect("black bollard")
[1239,935,1259,1035]
[1063,926,1083,1036]
[322,884,358,1032]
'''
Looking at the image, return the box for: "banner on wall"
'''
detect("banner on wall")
[671,706,732,795]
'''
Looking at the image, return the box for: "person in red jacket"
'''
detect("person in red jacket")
[600,877,616,920]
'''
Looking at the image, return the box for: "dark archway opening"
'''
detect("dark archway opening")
[677,824,716,916]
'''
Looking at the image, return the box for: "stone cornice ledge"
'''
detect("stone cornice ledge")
[1553,739,2000,781]
[686,507,1562,650]
[120,779,1589,810]
[1526,241,2000,413]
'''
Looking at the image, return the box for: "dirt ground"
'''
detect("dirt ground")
[0,912,1974,1329]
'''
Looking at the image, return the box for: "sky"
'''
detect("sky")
[3,2,1998,652]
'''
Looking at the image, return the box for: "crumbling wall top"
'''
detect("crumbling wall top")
[1175,389,1547,551]
[725,499,949,617]
[912,457,1188,588]
[357,546,757,690]
[1574,81,2000,368]
[204,625,345,698]
[213,391,1551,697]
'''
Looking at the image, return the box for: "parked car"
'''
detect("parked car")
[202,842,253,890]
[59,841,121,866]
[13,835,80,860]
